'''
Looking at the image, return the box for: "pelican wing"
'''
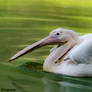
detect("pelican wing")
[68,35,92,64]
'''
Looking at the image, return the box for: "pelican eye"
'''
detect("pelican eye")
[56,33,60,35]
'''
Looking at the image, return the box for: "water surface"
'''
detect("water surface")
[0,0,92,92]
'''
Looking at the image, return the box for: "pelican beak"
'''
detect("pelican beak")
[8,36,60,62]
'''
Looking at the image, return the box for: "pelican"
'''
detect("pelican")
[9,28,92,77]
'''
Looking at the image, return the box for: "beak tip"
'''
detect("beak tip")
[8,59,12,62]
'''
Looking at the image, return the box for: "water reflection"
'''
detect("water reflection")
[42,73,92,92]
[17,62,92,92]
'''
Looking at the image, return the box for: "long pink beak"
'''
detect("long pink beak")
[8,36,60,62]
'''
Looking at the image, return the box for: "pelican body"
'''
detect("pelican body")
[9,28,92,77]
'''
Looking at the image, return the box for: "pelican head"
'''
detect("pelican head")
[9,28,78,62]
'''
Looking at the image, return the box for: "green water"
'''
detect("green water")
[0,0,92,92]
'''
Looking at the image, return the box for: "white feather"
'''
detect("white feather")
[68,34,92,64]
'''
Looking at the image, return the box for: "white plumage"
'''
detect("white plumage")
[68,34,92,64]
[43,29,92,77]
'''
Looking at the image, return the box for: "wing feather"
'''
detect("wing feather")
[68,35,92,64]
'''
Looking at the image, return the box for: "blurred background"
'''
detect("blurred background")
[0,0,92,92]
